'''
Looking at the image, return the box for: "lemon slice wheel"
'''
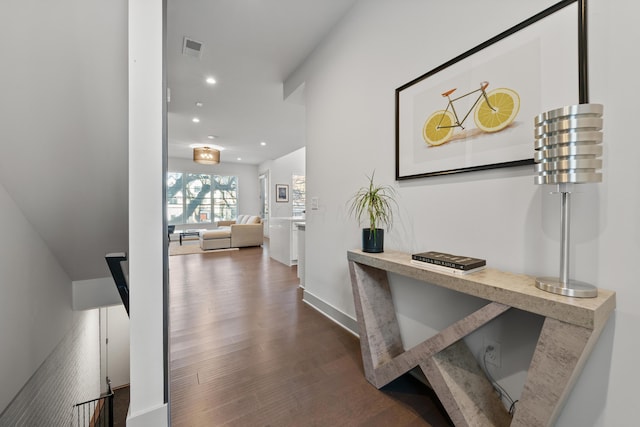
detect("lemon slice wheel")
[423,110,455,146]
[474,88,520,132]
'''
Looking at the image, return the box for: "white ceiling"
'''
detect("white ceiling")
[0,1,359,281]
[167,0,358,165]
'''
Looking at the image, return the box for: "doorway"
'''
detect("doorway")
[259,171,270,238]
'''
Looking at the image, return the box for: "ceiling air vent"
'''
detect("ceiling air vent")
[182,37,203,59]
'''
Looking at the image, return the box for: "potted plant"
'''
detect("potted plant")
[347,171,398,253]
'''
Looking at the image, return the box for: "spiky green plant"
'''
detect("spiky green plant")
[347,171,398,233]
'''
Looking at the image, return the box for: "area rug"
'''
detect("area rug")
[169,243,239,256]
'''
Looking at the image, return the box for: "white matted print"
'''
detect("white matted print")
[396,0,580,179]
[276,184,289,202]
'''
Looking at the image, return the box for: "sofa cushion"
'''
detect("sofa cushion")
[247,215,261,224]
[200,229,231,240]
[200,237,230,250]
[238,215,249,224]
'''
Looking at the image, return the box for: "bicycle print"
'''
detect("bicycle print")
[422,81,520,146]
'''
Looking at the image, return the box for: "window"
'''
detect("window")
[167,172,237,225]
[212,175,238,221]
[292,174,305,218]
[167,172,184,224]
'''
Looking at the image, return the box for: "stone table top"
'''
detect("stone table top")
[347,249,616,330]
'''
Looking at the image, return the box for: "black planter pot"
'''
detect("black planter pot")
[362,228,384,253]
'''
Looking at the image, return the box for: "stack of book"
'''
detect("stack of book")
[411,251,486,275]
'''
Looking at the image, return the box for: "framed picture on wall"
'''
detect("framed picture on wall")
[395,0,584,180]
[276,184,289,202]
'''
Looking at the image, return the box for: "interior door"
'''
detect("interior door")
[100,305,130,390]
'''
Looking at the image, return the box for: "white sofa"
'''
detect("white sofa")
[199,215,263,250]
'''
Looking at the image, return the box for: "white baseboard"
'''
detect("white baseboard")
[302,290,359,337]
[127,403,168,427]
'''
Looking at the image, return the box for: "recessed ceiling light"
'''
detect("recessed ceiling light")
[260,141,267,146]
[206,77,216,85]
[195,101,203,107]
[237,157,242,161]
[192,117,200,123]
[207,135,217,139]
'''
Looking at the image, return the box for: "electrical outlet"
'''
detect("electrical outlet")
[484,339,501,368]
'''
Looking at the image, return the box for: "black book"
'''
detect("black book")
[411,251,486,271]
[410,260,486,275]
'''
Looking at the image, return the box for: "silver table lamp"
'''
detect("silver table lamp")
[533,103,603,298]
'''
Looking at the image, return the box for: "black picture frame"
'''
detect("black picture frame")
[276,184,289,202]
[395,0,588,180]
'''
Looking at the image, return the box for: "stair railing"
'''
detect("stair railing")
[71,382,114,427]
[105,252,129,316]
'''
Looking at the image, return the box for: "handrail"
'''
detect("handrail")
[72,391,113,411]
[105,252,129,316]
[72,382,114,427]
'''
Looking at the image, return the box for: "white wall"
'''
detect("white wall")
[0,0,129,282]
[0,0,125,418]
[0,310,101,426]
[73,277,123,310]
[128,0,167,425]
[259,147,306,218]
[168,158,261,219]
[0,182,74,412]
[294,0,638,425]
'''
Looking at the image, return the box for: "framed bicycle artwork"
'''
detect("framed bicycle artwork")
[395,0,587,180]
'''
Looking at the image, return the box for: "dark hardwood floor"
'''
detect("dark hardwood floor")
[112,385,129,427]
[169,243,452,426]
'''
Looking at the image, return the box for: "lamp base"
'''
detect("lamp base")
[535,277,598,298]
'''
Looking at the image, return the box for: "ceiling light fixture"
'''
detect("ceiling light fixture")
[195,101,203,107]
[192,117,200,123]
[207,135,217,139]
[193,146,220,165]
[206,77,216,85]
[189,143,224,151]
[260,141,267,146]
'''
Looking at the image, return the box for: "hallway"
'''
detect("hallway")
[169,245,451,426]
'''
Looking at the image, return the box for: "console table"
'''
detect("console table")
[347,249,615,427]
